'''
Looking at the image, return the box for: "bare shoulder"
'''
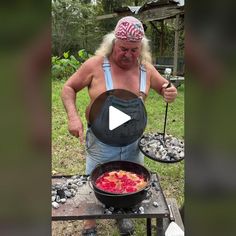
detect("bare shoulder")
[143,62,167,93]
[64,56,104,91]
[80,55,103,70]
[143,62,157,74]
[142,62,160,81]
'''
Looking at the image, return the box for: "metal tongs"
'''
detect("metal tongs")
[139,68,184,163]
[162,68,172,145]
[163,82,172,143]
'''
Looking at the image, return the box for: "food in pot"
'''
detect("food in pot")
[95,170,147,194]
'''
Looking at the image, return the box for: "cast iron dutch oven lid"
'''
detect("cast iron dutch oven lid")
[139,132,184,163]
[139,82,184,163]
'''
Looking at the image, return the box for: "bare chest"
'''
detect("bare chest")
[111,67,140,93]
[112,74,139,92]
[89,67,140,98]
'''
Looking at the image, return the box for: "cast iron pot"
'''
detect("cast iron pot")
[90,160,151,209]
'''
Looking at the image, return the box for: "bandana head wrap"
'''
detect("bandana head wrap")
[114,16,144,42]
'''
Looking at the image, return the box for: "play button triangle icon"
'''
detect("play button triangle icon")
[109,106,131,131]
[89,89,147,146]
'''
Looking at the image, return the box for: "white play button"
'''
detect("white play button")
[109,106,131,131]
[89,89,147,146]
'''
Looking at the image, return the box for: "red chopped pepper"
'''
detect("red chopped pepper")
[95,170,147,194]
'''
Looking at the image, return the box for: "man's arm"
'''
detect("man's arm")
[61,58,93,143]
[148,64,177,103]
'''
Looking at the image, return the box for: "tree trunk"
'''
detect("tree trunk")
[173,14,179,76]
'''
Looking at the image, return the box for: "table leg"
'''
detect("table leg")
[146,218,152,236]
[156,217,170,236]
[156,218,164,236]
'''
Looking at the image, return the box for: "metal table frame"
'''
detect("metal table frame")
[52,173,172,236]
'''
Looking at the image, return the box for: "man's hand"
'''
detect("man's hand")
[162,83,178,103]
[68,117,84,144]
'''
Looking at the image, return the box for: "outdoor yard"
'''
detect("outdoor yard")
[52,80,184,235]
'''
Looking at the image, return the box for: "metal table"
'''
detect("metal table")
[52,173,171,236]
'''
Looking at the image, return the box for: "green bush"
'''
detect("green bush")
[52,49,90,80]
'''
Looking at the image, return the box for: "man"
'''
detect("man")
[61,16,177,236]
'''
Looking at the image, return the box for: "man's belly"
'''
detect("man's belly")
[85,102,92,123]
[85,89,146,124]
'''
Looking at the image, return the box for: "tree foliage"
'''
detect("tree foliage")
[52,0,184,61]
[52,0,99,56]
[52,49,90,80]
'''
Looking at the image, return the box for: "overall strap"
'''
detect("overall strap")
[102,57,113,91]
[139,64,147,94]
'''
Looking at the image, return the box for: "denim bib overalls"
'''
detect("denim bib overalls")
[85,57,147,175]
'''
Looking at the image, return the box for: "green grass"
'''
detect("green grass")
[52,80,184,235]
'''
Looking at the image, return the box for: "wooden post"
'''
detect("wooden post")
[160,20,164,56]
[173,14,179,76]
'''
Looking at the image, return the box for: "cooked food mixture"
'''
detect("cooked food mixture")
[95,170,147,194]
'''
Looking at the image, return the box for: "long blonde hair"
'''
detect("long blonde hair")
[95,32,152,64]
